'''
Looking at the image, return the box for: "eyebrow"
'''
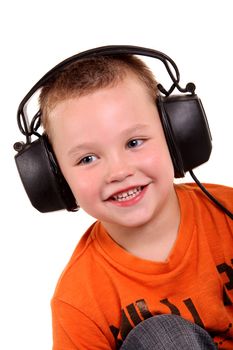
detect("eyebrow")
[68,142,97,157]
[67,123,150,156]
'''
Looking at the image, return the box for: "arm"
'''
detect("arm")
[51,298,112,350]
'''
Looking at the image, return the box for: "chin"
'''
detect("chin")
[117,212,156,229]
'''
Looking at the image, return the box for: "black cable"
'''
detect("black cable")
[189,170,233,220]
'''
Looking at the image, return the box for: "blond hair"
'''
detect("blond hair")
[39,54,158,135]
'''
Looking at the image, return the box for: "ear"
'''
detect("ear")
[157,94,212,178]
[14,134,78,212]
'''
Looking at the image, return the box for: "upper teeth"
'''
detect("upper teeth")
[113,187,142,201]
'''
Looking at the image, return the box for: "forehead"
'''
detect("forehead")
[50,74,154,116]
[48,74,158,142]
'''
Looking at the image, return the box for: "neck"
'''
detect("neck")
[102,186,180,262]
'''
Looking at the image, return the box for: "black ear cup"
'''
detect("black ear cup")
[157,94,212,178]
[14,135,78,212]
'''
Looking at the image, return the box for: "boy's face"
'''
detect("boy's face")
[49,74,175,230]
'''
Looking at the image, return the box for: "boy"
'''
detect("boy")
[22,51,233,348]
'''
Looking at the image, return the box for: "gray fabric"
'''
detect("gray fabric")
[121,315,217,349]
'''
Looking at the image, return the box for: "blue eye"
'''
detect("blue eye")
[127,139,143,148]
[78,155,97,165]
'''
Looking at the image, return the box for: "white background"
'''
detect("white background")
[1,1,233,349]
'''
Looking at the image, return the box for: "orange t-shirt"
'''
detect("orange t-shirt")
[51,183,233,349]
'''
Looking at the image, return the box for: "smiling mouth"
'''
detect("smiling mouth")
[110,186,144,202]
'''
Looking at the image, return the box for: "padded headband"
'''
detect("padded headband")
[16,45,196,144]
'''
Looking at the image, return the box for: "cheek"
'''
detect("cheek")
[63,168,100,205]
[139,144,174,178]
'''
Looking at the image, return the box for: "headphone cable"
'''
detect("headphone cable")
[189,170,233,220]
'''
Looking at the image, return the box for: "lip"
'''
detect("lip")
[106,184,148,207]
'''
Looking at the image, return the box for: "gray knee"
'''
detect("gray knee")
[121,315,217,350]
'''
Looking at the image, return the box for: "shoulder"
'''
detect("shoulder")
[177,182,233,195]
[175,182,233,217]
[177,182,233,200]
[53,221,102,300]
[51,221,119,332]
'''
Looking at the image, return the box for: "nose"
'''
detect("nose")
[105,154,135,184]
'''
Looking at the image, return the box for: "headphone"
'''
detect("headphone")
[13,45,233,219]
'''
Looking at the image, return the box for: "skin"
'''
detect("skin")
[49,74,180,261]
